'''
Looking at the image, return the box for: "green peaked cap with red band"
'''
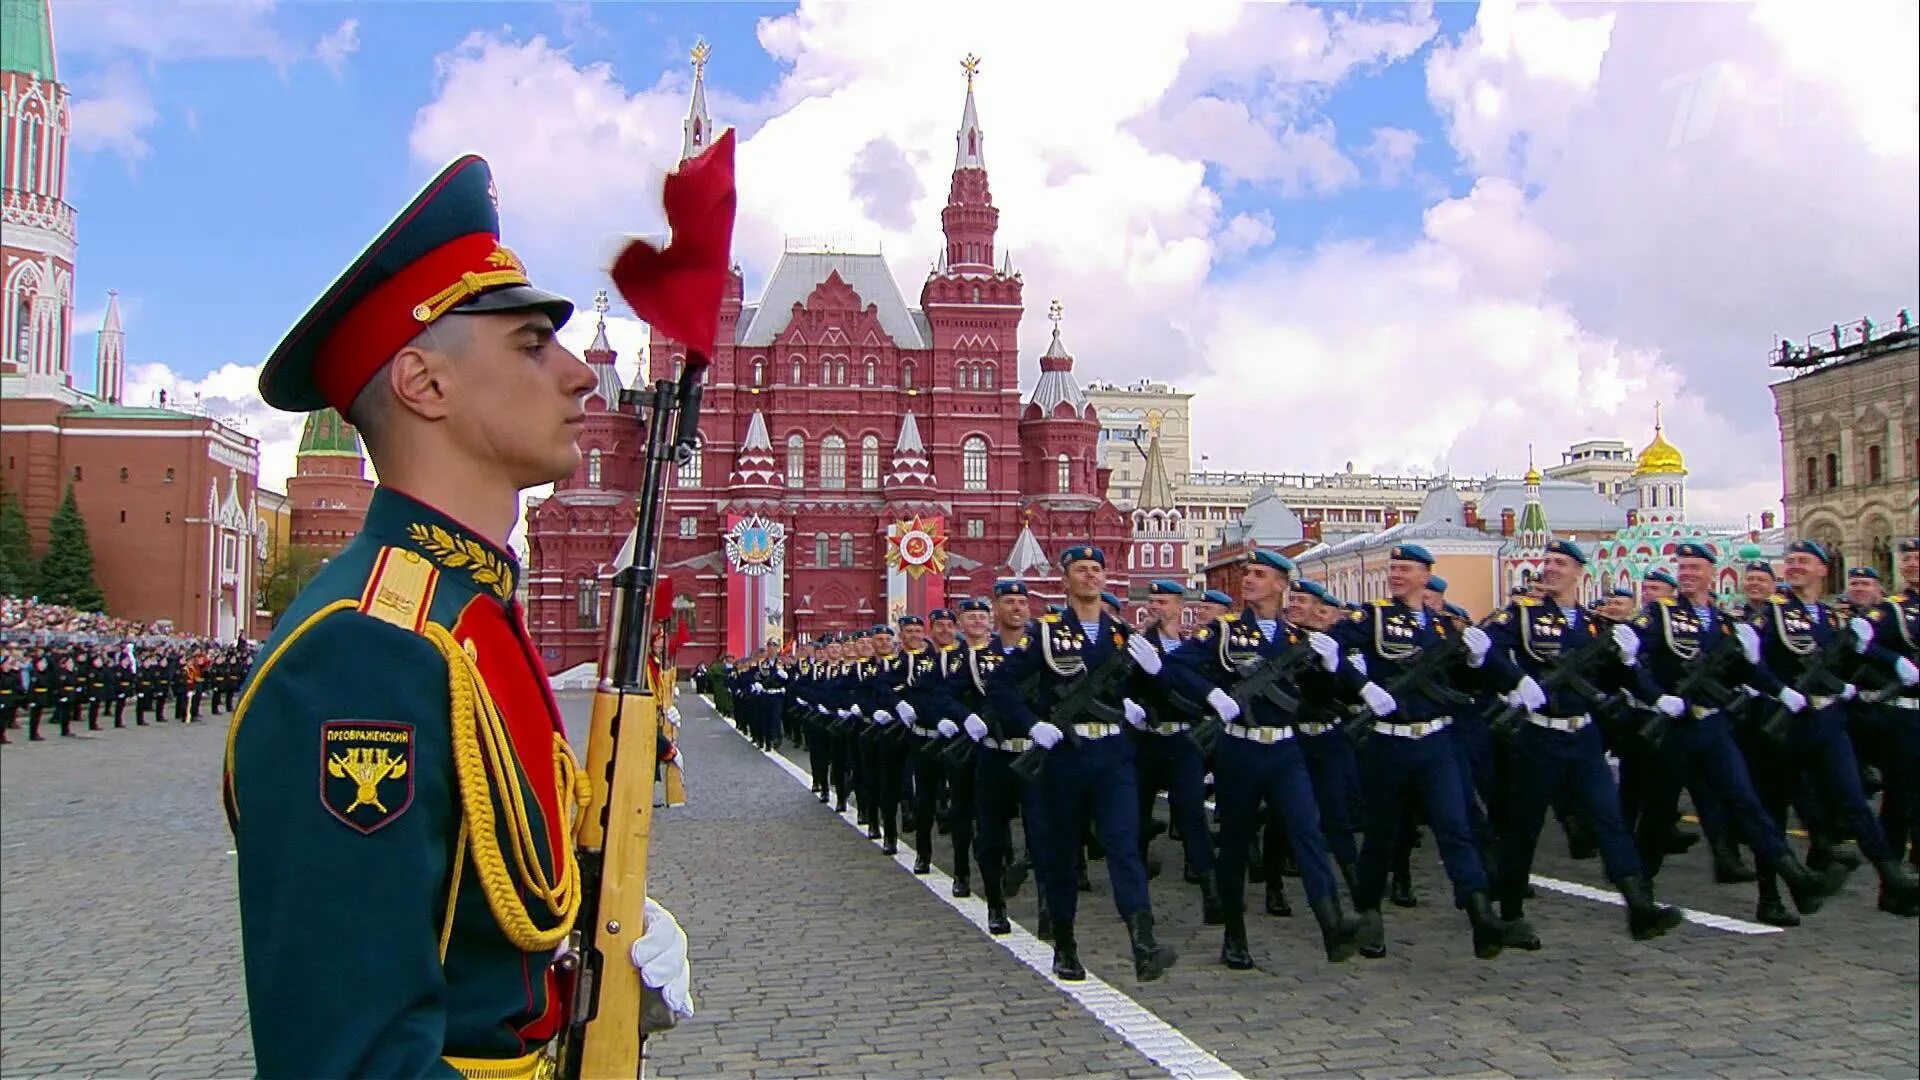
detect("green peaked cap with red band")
[258,155,574,414]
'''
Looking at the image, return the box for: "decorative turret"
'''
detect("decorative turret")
[682,38,714,162]
[298,408,363,458]
[582,289,624,410]
[1006,512,1050,578]
[1626,402,1687,525]
[942,53,997,274]
[1026,301,1090,419]
[287,407,373,553]
[728,409,782,492]
[94,290,124,403]
[1018,300,1101,502]
[1516,445,1549,549]
[2,0,77,383]
[885,411,935,492]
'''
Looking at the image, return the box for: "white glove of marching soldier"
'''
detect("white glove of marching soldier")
[1778,687,1807,713]
[896,701,918,725]
[629,897,693,1026]
[1897,657,1920,687]
[1307,632,1340,673]
[1735,623,1762,665]
[1514,675,1547,713]
[1359,682,1397,718]
[1655,695,1686,718]
[1123,698,1148,729]
[1029,721,1064,748]
[1206,687,1241,723]
[665,705,681,724]
[873,709,894,727]
[1463,626,1492,668]
[1849,617,1874,653]
[937,717,959,738]
[1127,634,1163,675]
[963,713,990,741]
[1612,623,1640,666]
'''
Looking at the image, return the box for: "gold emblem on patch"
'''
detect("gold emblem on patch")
[320,722,416,834]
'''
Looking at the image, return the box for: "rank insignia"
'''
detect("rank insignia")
[320,721,416,834]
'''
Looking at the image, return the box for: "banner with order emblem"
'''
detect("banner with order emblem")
[724,514,787,657]
[885,515,948,623]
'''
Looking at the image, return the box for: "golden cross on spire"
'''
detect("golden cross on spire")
[1048,298,1063,325]
[1653,399,1663,432]
[961,53,981,89]
[691,38,711,78]
[593,289,610,317]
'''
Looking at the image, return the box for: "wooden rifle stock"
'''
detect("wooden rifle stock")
[556,371,704,1080]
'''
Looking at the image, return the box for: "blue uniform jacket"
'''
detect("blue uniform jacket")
[1623,597,1781,702]
[1330,598,1482,722]
[987,611,1139,737]
[1162,611,1348,725]
[1482,597,1648,715]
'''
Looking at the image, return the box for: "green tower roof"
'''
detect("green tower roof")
[298,408,364,457]
[0,0,57,82]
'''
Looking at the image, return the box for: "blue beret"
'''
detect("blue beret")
[1047,604,1067,616]
[1444,602,1472,620]
[1059,545,1106,569]
[927,608,955,622]
[1901,537,1919,553]
[1390,544,1434,566]
[1609,587,1636,599]
[1242,549,1294,574]
[1787,539,1829,564]
[1675,541,1716,562]
[993,579,1030,597]
[1099,591,1124,609]
[1545,538,1587,565]
[818,633,838,644]
[1202,589,1233,607]
[1848,566,1881,581]
[871,623,894,635]
[957,598,990,613]
[1150,579,1186,597]
[1745,561,1775,575]
[896,615,924,627]
[1292,580,1330,603]
[1425,575,1449,594]
[1645,569,1677,588]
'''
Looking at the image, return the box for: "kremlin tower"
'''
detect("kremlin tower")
[286,409,373,554]
[1,0,75,383]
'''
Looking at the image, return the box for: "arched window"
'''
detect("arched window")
[861,435,880,489]
[1056,453,1071,493]
[1804,456,1818,492]
[1824,452,1839,488]
[962,436,989,491]
[865,357,877,386]
[1142,545,1155,568]
[786,434,805,487]
[576,577,600,629]
[982,364,996,390]
[118,467,128,482]
[677,439,703,487]
[791,356,803,383]
[820,435,847,489]
[752,359,765,387]
[815,532,830,566]
[13,294,30,365]
[901,362,916,390]
[838,532,855,567]
[1160,542,1175,568]
[587,449,603,486]
[1868,444,1883,482]
[835,358,847,385]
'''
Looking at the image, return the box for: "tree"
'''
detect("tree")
[35,485,107,612]
[260,545,331,623]
[0,489,31,599]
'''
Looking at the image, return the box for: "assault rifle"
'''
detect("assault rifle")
[1346,626,1474,746]
[1755,622,1882,743]
[1011,644,1136,784]
[1188,638,1320,752]
[1489,637,1620,737]
[1638,627,1745,751]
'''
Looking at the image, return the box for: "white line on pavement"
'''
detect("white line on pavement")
[697,695,1244,1080]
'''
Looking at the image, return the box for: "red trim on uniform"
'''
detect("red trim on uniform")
[314,232,505,412]
[359,548,391,610]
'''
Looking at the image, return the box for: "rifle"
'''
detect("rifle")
[556,130,736,1080]
[1754,622,1878,743]
[1489,637,1619,737]
[1011,646,1136,784]
[1637,627,1745,750]
[945,658,1042,770]
[1345,629,1474,746]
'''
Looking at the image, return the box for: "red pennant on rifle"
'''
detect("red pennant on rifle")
[652,576,675,624]
[610,129,738,364]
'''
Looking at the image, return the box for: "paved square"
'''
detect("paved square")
[2,693,1914,1078]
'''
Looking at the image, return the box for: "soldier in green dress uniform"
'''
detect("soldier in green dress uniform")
[224,155,691,1078]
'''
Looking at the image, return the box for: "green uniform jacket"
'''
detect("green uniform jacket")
[225,487,579,1078]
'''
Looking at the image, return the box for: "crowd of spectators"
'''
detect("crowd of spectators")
[1,597,180,645]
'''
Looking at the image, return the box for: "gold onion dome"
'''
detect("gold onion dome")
[1634,403,1686,476]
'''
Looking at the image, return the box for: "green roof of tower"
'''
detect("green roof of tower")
[0,0,57,82]
[298,408,363,457]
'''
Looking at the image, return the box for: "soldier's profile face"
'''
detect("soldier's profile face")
[449,311,597,490]
[1901,549,1919,584]
[1846,578,1881,606]
[1783,551,1824,587]
[1386,559,1426,598]
[958,611,990,639]
[1148,594,1182,625]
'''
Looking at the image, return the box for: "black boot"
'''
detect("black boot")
[913,856,930,874]
[1051,918,1085,981]
[1004,855,1028,899]
[1465,891,1530,959]
[1390,844,1417,907]
[1036,897,1053,942]
[987,903,1011,935]
[1143,850,1162,880]
[1265,876,1293,917]
[1774,852,1846,915]
[1619,876,1684,940]
[1308,893,1360,963]
[1200,876,1224,925]
[1220,909,1254,970]
[1124,911,1176,982]
[1807,840,1861,874]
[1497,894,1543,950]
[1663,825,1700,855]
[951,874,971,898]
[1340,861,1361,899]
[1711,835,1757,884]
[1353,907,1387,959]
[1754,870,1799,927]
[1874,858,1920,916]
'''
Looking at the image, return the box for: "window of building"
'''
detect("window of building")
[165,468,175,484]
[1804,455,1818,492]
[71,465,81,481]
[982,364,995,390]
[13,295,28,364]
[1868,444,1883,482]
[966,518,983,538]
[119,467,128,482]
[1160,542,1175,568]
[791,356,803,383]
[835,359,847,385]
[861,435,880,489]
[678,516,698,538]
[838,532,855,567]
[865,358,876,386]
[815,532,830,566]
[1824,452,1839,488]
[902,362,916,390]
[972,286,981,303]
[820,435,847,489]
[752,359,765,387]
[119,509,126,523]
[1142,545,1155,568]
[786,434,805,487]
[962,436,988,491]
[587,449,602,487]
[677,439,703,487]
[1055,453,1070,493]
[576,578,600,629]
[224,535,238,572]
[164,512,172,524]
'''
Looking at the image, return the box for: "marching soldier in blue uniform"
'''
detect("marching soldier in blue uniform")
[224,155,689,1076]
[960,582,1044,937]
[1748,540,1920,917]
[1128,580,1223,923]
[989,547,1175,982]
[1482,539,1684,944]
[861,624,912,854]
[1285,579,1364,896]
[1158,551,1361,967]
[906,607,971,891]
[1862,539,1920,869]
[1330,543,1532,960]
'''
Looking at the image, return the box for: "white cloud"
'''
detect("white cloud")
[70,64,159,161]
[315,19,360,75]
[1217,211,1276,260]
[1362,126,1421,186]
[52,0,297,64]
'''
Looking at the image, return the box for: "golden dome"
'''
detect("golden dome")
[1634,403,1686,476]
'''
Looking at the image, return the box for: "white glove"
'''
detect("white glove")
[849,705,863,718]
[1515,675,1547,712]
[874,709,893,726]
[963,713,989,741]
[665,705,681,724]
[897,701,918,725]
[1308,631,1340,673]
[816,704,828,716]
[1612,623,1640,666]
[837,709,851,719]
[1123,698,1147,728]
[938,717,960,738]
[1463,626,1492,667]
[1030,721,1063,748]
[1839,683,1857,701]
[1206,686,1241,722]
[1735,623,1761,665]
[1849,617,1873,653]
[1655,695,1685,718]
[1896,657,1919,687]
[1360,682,1398,717]
[1349,652,1368,676]
[1127,634,1163,675]
[1778,687,1807,713]
[629,897,693,1023]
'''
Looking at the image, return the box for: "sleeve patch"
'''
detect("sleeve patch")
[320,721,416,835]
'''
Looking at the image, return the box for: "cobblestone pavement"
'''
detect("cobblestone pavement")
[2,693,1915,1078]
